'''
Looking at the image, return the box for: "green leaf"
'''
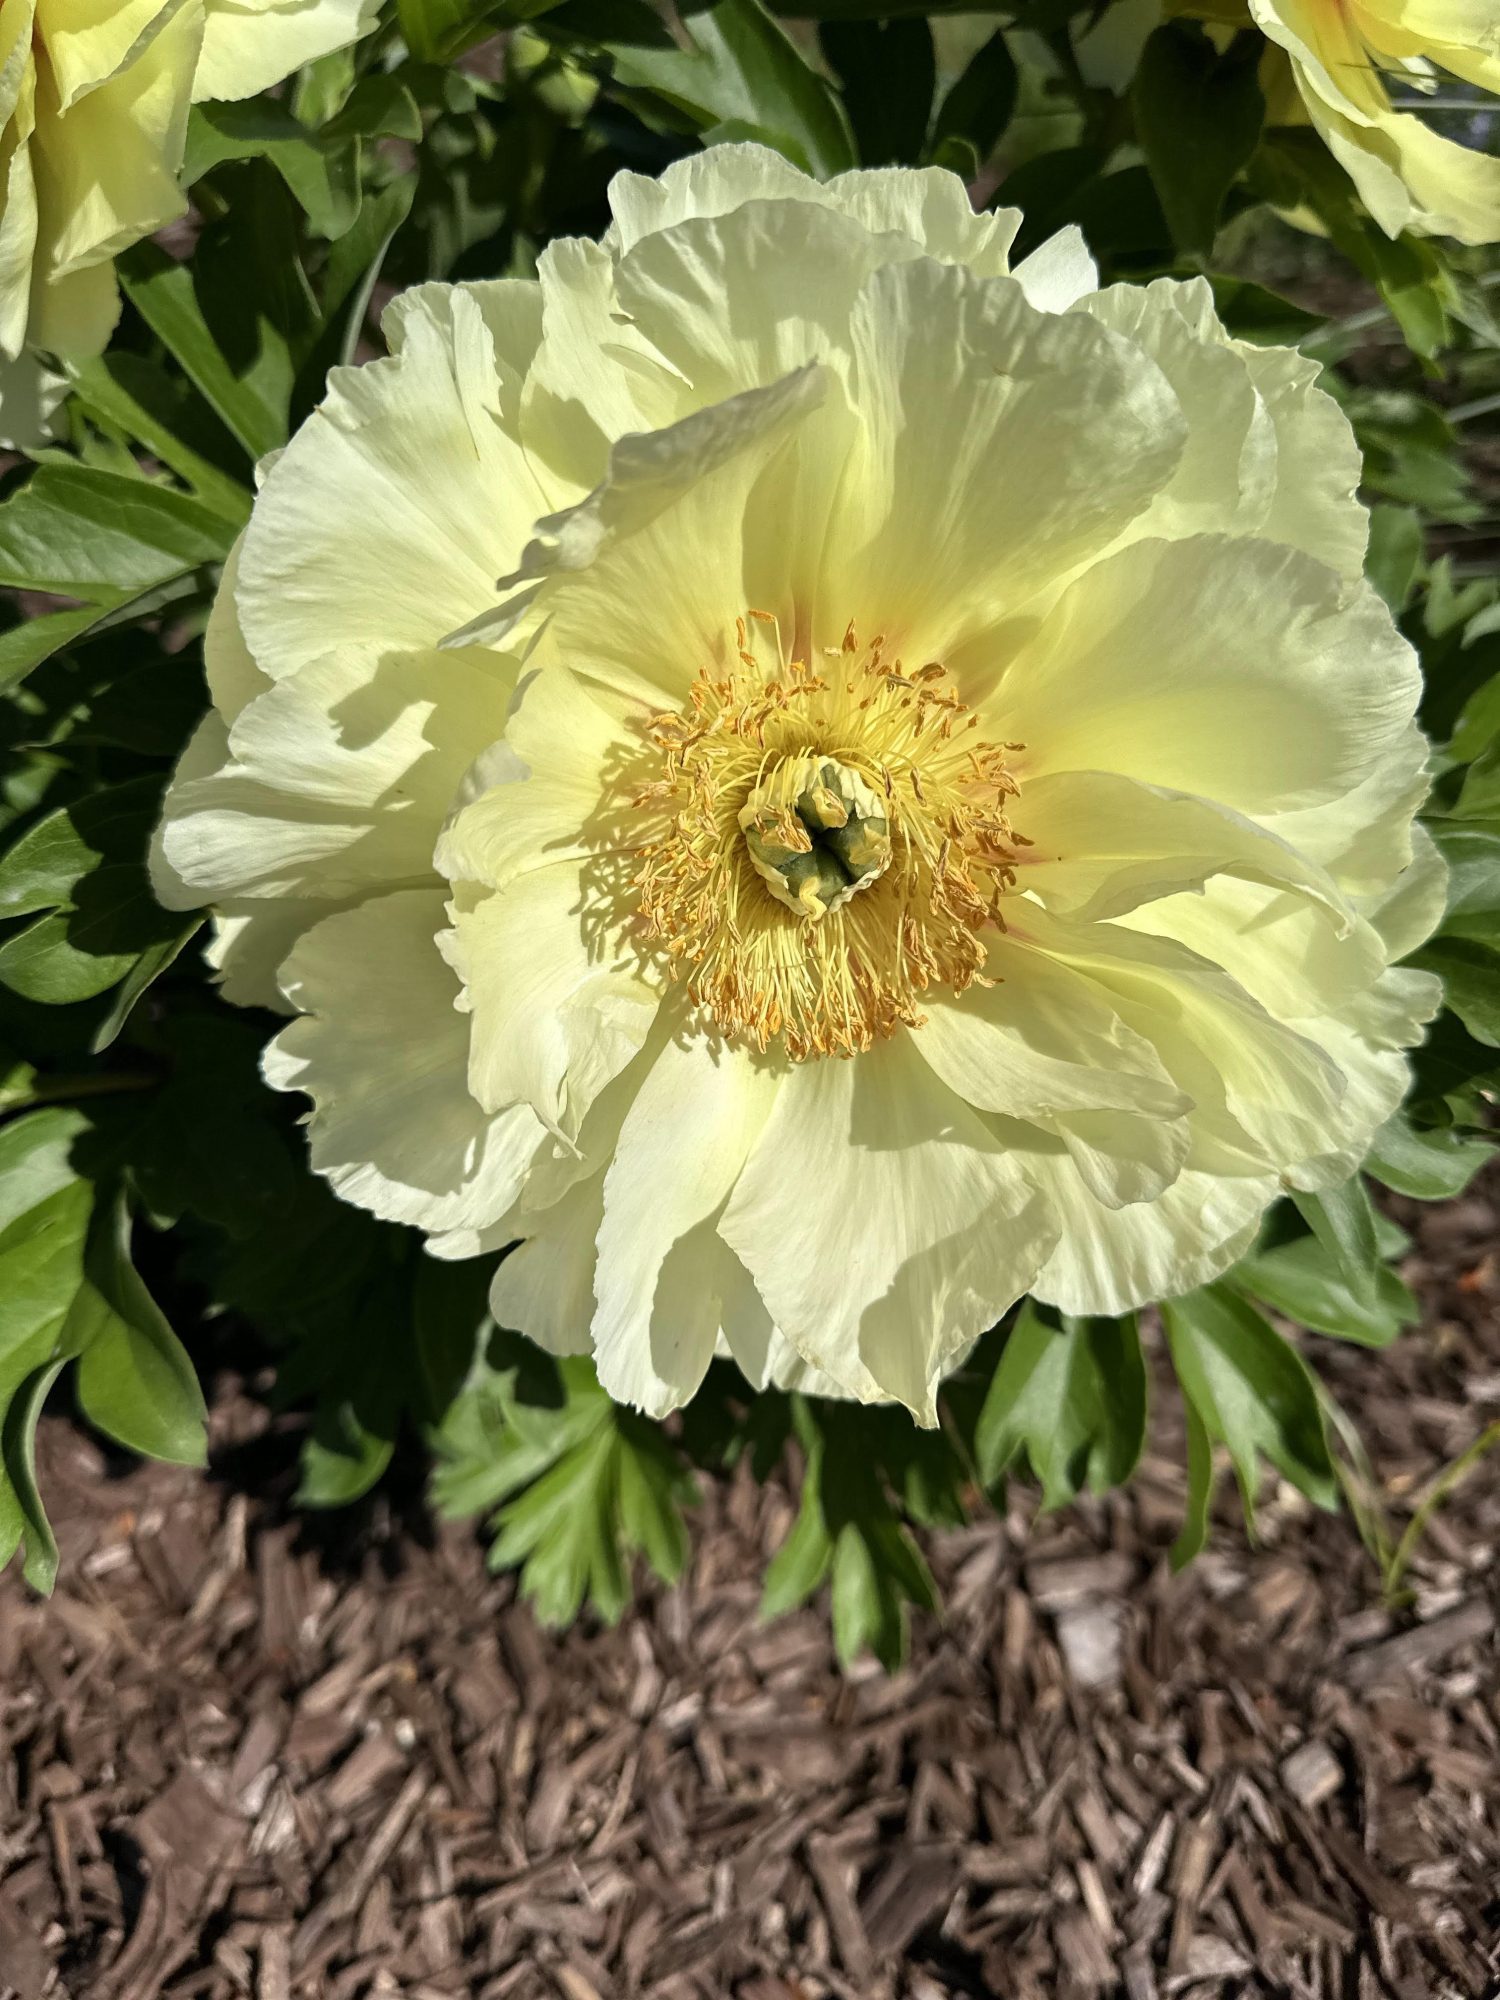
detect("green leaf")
[0,1362,67,1593]
[1205,274,1325,347]
[609,0,856,178]
[1413,937,1500,1046]
[1365,1107,1495,1200]
[1291,1176,1381,1313]
[1427,818,1500,939]
[974,1304,1146,1508]
[119,178,317,464]
[760,1464,834,1615]
[398,0,510,62]
[432,1345,697,1627]
[1453,743,1500,822]
[1163,1286,1339,1530]
[66,353,252,527]
[0,1112,94,1592]
[0,779,189,1009]
[1229,1236,1416,1349]
[184,100,361,240]
[1171,1397,1215,1570]
[928,28,1015,171]
[758,1402,938,1669]
[70,1193,206,1466]
[1365,504,1425,614]
[820,18,934,167]
[0,464,231,596]
[1133,24,1264,261]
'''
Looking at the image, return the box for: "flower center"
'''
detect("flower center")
[632,618,1023,1061]
[739,754,891,920]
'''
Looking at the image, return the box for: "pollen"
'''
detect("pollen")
[632,620,1022,1061]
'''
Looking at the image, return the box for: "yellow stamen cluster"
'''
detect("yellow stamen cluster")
[632,619,1023,1060]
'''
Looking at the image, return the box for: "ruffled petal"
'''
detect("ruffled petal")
[996,537,1419,817]
[719,1033,1057,1422]
[590,1034,783,1415]
[264,888,544,1234]
[444,862,659,1140]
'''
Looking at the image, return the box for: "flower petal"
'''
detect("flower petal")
[590,1034,783,1415]
[998,537,1418,817]
[445,862,659,1140]
[719,1033,1057,1423]
[264,888,543,1234]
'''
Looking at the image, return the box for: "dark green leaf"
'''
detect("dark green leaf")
[1205,274,1325,346]
[1133,25,1264,260]
[929,28,1015,170]
[821,18,934,167]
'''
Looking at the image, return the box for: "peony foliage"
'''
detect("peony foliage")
[0,0,1497,1663]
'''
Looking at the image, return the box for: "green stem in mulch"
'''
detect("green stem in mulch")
[1384,1421,1500,1604]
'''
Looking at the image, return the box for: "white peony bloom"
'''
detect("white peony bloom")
[154,145,1443,1423]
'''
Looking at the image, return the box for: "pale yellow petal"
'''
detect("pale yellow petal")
[265,889,545,1234]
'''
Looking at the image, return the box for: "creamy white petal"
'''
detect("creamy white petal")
[265,889,544,1233]
[719,1033,1057,1423]
[591,1034,783,1416]
[444,863,659,1140]
[997,537,1419,817]
[1012,769,1355,927]
[238,285,557,678]
[822,258,1185,661]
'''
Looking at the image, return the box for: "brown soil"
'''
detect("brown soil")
[1,1183,1497,2000]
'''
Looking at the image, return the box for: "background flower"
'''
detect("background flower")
[0,0,378,441]
[154,147,1443,1425]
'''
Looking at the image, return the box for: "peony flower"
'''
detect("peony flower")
[1175,0,1500,242]
[1256,0,1500,242]
[0,0,379,435]
[154,145,1444,1423]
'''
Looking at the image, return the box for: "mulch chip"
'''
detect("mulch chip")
[1,1180,1497,1998]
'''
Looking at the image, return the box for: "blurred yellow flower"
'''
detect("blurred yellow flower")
[155,146,1443,1423]
[0,0,378,433]
[1184,0,1500,241]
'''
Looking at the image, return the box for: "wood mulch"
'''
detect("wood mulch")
[1,1182,1497,2000]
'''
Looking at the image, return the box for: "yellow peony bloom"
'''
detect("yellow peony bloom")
[0,0,378,428]
[1186,0,1500,241]
[154,146,1444,1423]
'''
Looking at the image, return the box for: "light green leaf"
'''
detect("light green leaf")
[1163,1286,1339,1527]
[610,0,856,177]
[0,464,230,597]
[67,352,252,526]
[185,100,361,239]
[1229,1236,1416,1348]
[974,1304,1146,1508]
[1364,504,1424,613]
[1365,1108,1495,1200]
[1291,1176,1381,1313]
